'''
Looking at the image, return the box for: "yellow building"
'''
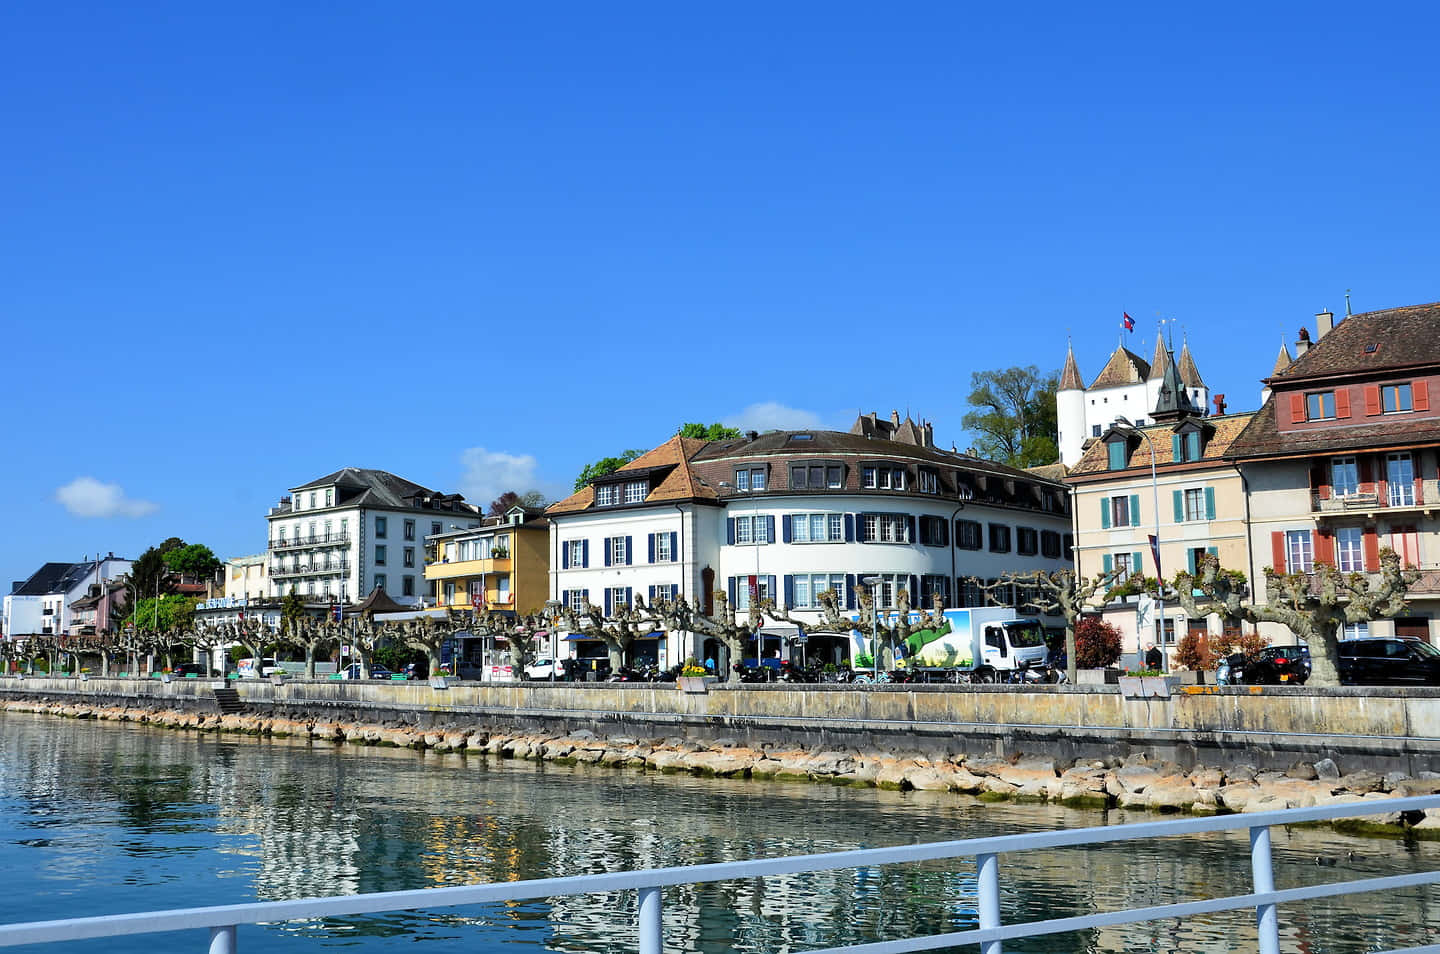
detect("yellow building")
[424,506,551,615]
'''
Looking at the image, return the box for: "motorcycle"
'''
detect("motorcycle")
[778,660,820,683]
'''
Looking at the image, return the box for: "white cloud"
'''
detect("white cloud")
[721,402,824,433]
[458,447,568,510]
[54,477,158,519]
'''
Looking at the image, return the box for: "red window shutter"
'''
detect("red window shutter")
[1363,528,1380,572]
[1335,388,1351,419]
[1314,528,1334,565]
[1288,393,1306,423]
[1365,385,1382,416]
[1415,381,1430,412]
[1271,531,1287,573]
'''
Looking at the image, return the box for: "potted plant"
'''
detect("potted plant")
[677,659,709,693]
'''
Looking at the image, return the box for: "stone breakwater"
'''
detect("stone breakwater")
[10,697,1440,839]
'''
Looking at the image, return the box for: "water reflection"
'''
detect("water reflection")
[0,709,1437,953]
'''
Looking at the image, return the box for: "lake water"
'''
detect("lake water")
[0,710,1436,953]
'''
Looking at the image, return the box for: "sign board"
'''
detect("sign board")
[1136,596,1157,632]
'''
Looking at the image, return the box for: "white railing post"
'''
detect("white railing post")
[638,885,662,954]
[208,924,237,954]
[1250,825,1279,954]
[977,851,1002,954]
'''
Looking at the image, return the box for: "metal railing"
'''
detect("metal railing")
[1,796,1438,953]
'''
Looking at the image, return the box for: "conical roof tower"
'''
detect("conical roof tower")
[1059,342,1084,391]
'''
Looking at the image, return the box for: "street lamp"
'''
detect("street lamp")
[862,575,883,674]
[1113,416,1165,671]
[544,600,562,682]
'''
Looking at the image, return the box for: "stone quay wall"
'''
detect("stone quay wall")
[3,676,1440,777]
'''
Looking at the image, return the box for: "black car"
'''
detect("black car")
[173,663,207,678]
[1338,638,1440,686]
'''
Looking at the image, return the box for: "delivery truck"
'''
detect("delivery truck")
[849,607,1049,681]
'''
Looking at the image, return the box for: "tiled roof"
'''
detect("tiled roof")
[1147,337,1168,381]
[1178,342,1205,388]
[1068,412,1256,477]
[1059,345,1084,391]
[1026,462,1068,481]
[1272,342,1293,375]
[1225,396,1440,460]
[545,436,717,516]
[1271,301,1440,382]
[1089,346,1150,389]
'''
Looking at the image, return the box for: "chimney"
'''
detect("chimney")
[1213,393,1227,415]
[745,430,758,441]
[1294,326,1311,357]
[1316,309,1334,339]
[890,409,900,427]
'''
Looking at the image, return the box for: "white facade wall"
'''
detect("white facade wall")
[58,557,131,636]
[2,596,42,639]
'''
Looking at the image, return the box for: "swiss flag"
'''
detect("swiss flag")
[1122,312,1135,332]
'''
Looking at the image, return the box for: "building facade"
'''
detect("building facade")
[425,506,550,614]
[1227,303,1440,644]
[3,555,133,639]
[547,413,1074,670]
[266,468,481,606]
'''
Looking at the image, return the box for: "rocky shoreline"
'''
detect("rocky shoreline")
[11,697,1440,840]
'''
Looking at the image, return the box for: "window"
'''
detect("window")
[1382,384,1413,413]
[562,589,588,611]
[919,574,950,607]
[956,520,983,550]
[403,547,415,568]
[1091,424,1102,438]
[325,489,333,507]
[1332,457,1359,497]
[1184,488,1205,522]
[1306,391,1336,421]
[957,577,986,607]
[1286,530,1313,574]
[566,539,586,568]
[375,545,387,565]
[1016,527,1038,556]
[789,573,847,609]
[918,470,938,494]
[861,465,906,490]
[655,533,674,562]
[1387,453,1415,506]
[444,582,457,605]
[864,573,909,609]
[596,484,621,506]
[648,583,678,604]
[1114,552,1135,580]
[403,520,415,541]
[988,524,1011,553]
[1174,430,1201,462]
[375,517,387,539]
[402,575,415,597]
[496,577,511,604]
[610,536,628,566]
[374,573,387,591]
[732,576,773,610]
[790,513,844,543]
[1391,525,1420,567]
[735,467,767,491]
[431,522,442,536]
[309,492,316,508]
[341,518,348,539]
[624,480,647,503]
[862,514,909,543]
[278,527,286,542]
[789,464,842,489]
[1105,495,1136,528]
[1342,621,1369,640]
[732,514,772,544]
[1040,530,1062,559]
[918,515,949,546]
[1107,441,1127,470]
[1336,527,1364,572]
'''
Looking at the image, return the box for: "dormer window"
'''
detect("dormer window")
[735,467,767,491]
[596,484,621,507]
[918,469,939,494]
[790,463,842,489]
[325,488,333,507]
[1106,439,1128,471]
[862,464,907,490]
[623,480,647,503]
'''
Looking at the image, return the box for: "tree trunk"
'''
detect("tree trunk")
[1065,624,1078,684]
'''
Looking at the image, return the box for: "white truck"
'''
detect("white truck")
[850,607,1050,681]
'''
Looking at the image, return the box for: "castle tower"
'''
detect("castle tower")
[1260,340,1293,405]
[1177,338,1210,415]
[1057,342,1086,468]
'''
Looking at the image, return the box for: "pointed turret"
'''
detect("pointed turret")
[1272,341,1293,375]
[1178,340,1206,389]
[1148,335,1169,381]
[1059,343,1084,391]
[1151,346,1200,423]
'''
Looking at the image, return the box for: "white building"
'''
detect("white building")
[224,554,269,603]
[3,555,133,639]
[266,468,481,607]
[1058,335,1211,468]
[546,413,1074,670]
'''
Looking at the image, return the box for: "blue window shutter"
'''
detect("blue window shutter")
[583,588,590,607]
[782,515,792,543]
[845,574,857,609]
[727,577,737,606]
[1172,434,1182,462]
[562,544,570,570]
[1103,554,1113,573]
[1129,495,1140,527]
[766,576,776,602]
[603,537,612,567]
[1204,487,1216,520]
[647,584,655,604]
[906,515,917,543]
[582,540,589,568]
[669,532,677,561]
[604,588,612,616]
[765,515,775,543]
[1187,550,1197,574]
[1132,551,1143,575]
[939,520,949,546]
[648,534,655,564]
[1100,499,1110,529]
[844,514,855,541]
[856,515,869,542]
[1173,490,1184,523]
[1207,545,1219,560]
[624,586,632,608]
[783,575,794,608]
[908,574,919,602]
[625,536,633,565]
[727,518,736,545]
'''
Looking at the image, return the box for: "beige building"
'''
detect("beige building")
[1068,343,1257,660]
[224,554,269,603]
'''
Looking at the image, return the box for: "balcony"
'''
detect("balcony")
[269,532,352,551]
[271,561,350,579]
[1312,479,1438,516]
[425,556,512,580]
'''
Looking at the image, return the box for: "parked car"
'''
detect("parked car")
[1338,638,1440,686]
[342,663,395,680]
[524,658,564,680]
[173,663,207,678]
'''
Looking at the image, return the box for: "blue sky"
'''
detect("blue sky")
[4,2,1439,589]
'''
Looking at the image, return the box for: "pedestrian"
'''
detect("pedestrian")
[1144,642,1163,671]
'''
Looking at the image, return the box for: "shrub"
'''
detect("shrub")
[1175,628,1270,670]
[1074,617,1122,669]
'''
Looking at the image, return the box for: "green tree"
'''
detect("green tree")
[163,543,221,580]
[678,422,742,441]
[488,490,549,515]
[121,538,188,615]
[281,588,308,640]
[962,365,1060,468]
[127,594,197,633]
[573,450,645,491]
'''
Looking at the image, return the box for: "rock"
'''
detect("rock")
[804,752,857,777]
[875,760,914,791]
[1190,767,1225,790]
[686,751,752,778]
[1394,778,1440,797]
[906,767,954,792]
[1338,770,1386,794]
[1114,765,1160,793]
[1144,775,1198,812]
[1116,790,1148,809]
[1284,761,1319,781]
[995,760,1058,797]
[966,757,1009,778]
[1313,758,1341,780]
[1225,764,1257,783]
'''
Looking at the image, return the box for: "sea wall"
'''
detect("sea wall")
[3,675,1440,776]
